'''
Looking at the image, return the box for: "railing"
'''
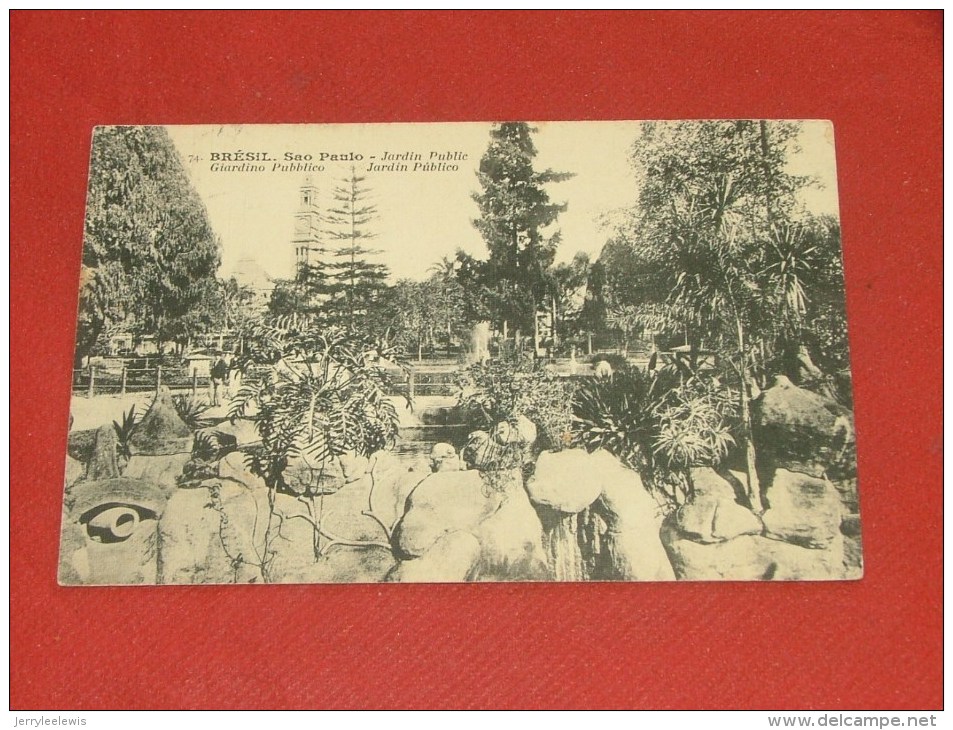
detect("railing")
[72,362,597,399]
[72,365,214,397]
[384,369,461,398]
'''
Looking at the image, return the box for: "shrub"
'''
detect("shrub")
[456,354,575,451]
[571,365,669,472]
[230,322,404,494]
[571,363,738,506]
[172,394,214,431]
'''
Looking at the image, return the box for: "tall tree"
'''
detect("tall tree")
[79,125,221,362]
[617,120,839,512]
[324,167,390,328]
[427,256,468,355]
[390,279,436,361]
[471,123,573,337]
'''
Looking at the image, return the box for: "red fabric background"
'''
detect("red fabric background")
[10,11,943,710]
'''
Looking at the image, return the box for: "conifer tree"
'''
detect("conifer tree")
[471,122,572,337]
[323,167,390,328]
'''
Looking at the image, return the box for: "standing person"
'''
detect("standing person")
[210,353,228,407]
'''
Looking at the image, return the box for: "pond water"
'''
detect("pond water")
[393,425,471,464]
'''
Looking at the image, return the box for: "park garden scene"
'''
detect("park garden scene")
[60,120,860,584]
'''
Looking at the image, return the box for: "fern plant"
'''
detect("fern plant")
[230,321,405,493]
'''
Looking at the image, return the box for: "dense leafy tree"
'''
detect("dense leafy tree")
[471,123,573,336]
[268,278,310,320]
[602,120,846,511]
[390,279,436,361]
[78,125,220,363]
[549,251,591,340]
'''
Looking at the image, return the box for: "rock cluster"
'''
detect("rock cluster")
[59,388,193,585]
[60,377,860,584]
[660,378,859,581]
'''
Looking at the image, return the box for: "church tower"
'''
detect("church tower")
[291,177,323,276]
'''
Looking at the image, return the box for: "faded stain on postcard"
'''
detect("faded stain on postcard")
[60,121,859,585]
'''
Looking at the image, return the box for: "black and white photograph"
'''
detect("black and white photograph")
[60,120,860,585]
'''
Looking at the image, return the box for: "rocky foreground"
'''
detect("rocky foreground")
[60,377,861,584]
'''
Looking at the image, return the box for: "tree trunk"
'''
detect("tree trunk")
[736,317,764,513]
[310,494,322,560]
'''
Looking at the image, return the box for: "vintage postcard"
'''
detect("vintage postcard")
[60,120,860,585]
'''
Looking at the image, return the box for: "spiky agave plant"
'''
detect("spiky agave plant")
[571,365,675,474]
[651,375,738,500]
[172,394,214,431]
[113,405,140,460]
[572,364,738,506]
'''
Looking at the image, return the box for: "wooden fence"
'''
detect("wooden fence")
[72,366,212,398]
[71,365,462,399]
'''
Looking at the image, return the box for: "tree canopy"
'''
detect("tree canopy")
[324,168,390,329]
[78,125,221,362]
[471,122,573,335]
[586,120,850,510]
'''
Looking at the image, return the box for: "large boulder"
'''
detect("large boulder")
[588,450,675,581]
[316,474,401,545]
[392,470,505,559]
[752,375,854,478]
[267,492,397,583]
[672,468,763,544]
[761,469,844,549]
[661,515,848,581]
[472,471,548,580]
[390,468,547,582]
[157,483,268,584]
[123,453,192,491]
[283,452,345,495]
[386,531,482,582]
[128,386,193,456]
[87,424,121,480]
[61,465,163,585]
[527,449,604,514]
[217,451,268,492]
[367,450,430,529]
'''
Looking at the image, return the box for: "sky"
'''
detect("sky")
[166,121,840,284]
